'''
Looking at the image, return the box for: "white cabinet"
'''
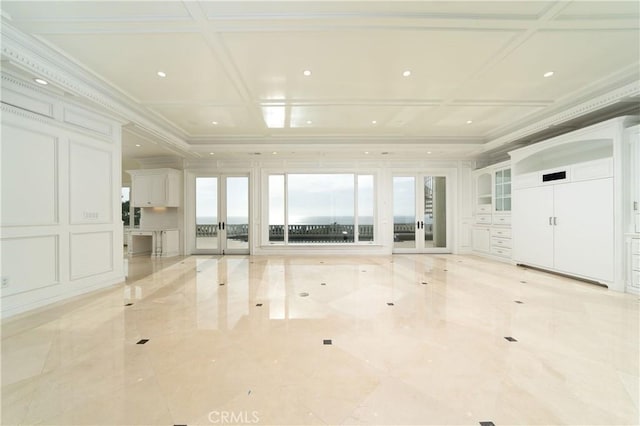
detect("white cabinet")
[472,161,512,260]
[509,116,636,288]
[128,169,181,207]
[472,226,491,253]
[515,177,613,282]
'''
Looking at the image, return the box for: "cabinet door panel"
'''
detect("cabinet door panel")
[553,179,613,281]
[513,186,554,268]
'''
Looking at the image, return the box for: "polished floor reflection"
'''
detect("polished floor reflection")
[2,254,639,425]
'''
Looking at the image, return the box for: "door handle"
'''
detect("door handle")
[420,221,424,229]
[218,222,222,230]
[222,222,225,230]
[416,220,420,229]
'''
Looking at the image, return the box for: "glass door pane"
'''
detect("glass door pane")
[196,177,218,250]
[225,177,249,251]
[428,176,447,248]
[393,177,416,249]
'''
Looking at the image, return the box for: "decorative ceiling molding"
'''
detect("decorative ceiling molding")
[0,19,191,151]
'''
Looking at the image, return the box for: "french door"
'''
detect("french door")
[191,175,249,255]
[392,174,449,253]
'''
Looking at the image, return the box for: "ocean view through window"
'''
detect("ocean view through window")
[268,173,375,244]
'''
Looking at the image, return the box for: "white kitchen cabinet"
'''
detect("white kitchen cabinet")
[513,185,555,269]
[128,169,181,207]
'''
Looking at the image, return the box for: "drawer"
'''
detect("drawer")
[477,204,491,213]
[491,237,512,249]
[131,231,153,236]
[491,246,512,258]
[492,215,511,225]
[476,214,492,224]
[632,239,640,255]
[491,227,512,238]
[632,254,640,271]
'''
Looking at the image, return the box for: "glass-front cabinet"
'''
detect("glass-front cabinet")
[494,168,511,212]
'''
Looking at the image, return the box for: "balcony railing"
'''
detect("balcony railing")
[195,223,430,244]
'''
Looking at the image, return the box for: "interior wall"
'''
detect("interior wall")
[1,73,125,318]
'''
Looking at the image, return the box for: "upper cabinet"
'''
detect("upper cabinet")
[494,168,511,212]
[128,168,181,207]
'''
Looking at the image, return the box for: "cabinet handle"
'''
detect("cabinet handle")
[549,217,552,225]
[553,217,557,226]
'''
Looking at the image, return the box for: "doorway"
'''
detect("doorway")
[191,175,249,255]
[392,174,449,253]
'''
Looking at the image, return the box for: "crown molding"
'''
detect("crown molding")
[0,19,191,151]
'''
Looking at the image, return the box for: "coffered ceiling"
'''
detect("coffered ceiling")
[1,1,639,161]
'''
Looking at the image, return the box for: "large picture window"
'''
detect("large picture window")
[267,173,375,244]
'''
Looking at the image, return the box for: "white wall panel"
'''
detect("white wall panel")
[63,107,113,137]
[70,231,113,280]
[1,124,58,226]
[1,87,54,117]
[1,235,58,296]
[69,141,112,224]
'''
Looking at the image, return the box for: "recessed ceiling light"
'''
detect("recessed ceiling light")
[543,71,554,78]
[306,120,312,124]
[272,151,278,155]
[34,78,48,85]
[427,151,432,154]
[209,152,215,155]
[402,70,411,77]
[135,144,141,147]
[212,121,218,125]
[372,120,377,125]
[466,120,473,124]
[364,151,370,154]
[303,70,312,76]
[157,71,167,78]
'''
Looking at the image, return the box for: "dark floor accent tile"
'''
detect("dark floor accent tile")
[320,261,324,264]
[421,281,428,285]
[136,339,149,345]
[323,339,332,345]
[387,302,395,306]
[299,292,309,297]
[515,300,524,304]
[520,280,527,283]
[219,283,225,286]
[504,337,518,342]
[443,269,448,271]
[256,303,263,307]
[320,282,327,286]
[125,303,133,306]
[479,422,495,426]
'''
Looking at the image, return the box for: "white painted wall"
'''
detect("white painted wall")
[1,73,124,318]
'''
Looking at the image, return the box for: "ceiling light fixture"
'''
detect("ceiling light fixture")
[34,78,48,85]
[427,151,432,154]
[209,152,215,155]
[364,151,370,154]
[372,120,377,125]
[466,120,473,124]
[157,71,167,78]
[303,70,312,76]
[543,71,554,78]
[306,120,312,124]
[272,151,278,155]
[212,121,218,125]
[135,144,141,147]
[402,70,411,77]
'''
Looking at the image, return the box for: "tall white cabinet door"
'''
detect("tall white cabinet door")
[553,179,614,281]
[513,185,554,268]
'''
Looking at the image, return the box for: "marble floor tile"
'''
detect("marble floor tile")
[2,254,638,425]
